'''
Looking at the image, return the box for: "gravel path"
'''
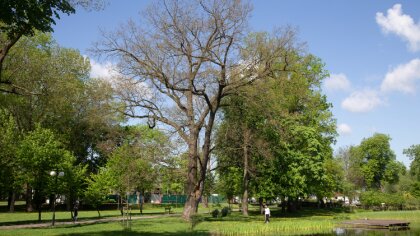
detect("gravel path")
[0,213,181,230]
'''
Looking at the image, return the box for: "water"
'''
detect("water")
[317,227,420,236]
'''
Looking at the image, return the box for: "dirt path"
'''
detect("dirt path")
[0,213,182,230]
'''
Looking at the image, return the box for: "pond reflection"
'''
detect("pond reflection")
[326,227,419,235]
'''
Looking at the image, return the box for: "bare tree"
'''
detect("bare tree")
[94,0,296,220]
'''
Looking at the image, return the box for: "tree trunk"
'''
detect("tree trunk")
[140,190,144,214]
[8,191,15,212]
[281,196,286,213]
[202,195,209,208]
[25,185,33,212]
[295,198,301,210]
[37,202,42,222]
[242,128,251,216]
[287,198,296,212]
[259,197,264,214]
[182,139,200,220]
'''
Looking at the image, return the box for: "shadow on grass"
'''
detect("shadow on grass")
[60,230,211,236]
[270,208,349,218]
[0,211,175,227]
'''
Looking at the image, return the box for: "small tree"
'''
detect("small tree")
[17,125,74,221]
[84,168,114,217]
[0,108,21,212]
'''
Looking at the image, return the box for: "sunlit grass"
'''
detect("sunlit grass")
[0,203,419,236]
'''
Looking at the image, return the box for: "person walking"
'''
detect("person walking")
[264,205,270,223]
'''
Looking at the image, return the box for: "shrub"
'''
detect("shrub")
[360,191,384,208]
[211,209,219,218]
[221,206,230,217]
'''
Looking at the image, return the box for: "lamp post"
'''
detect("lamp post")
[50,171,64,226]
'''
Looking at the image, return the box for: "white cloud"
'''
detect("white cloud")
[381,58,420,94]
[376,4,420,52]
[341,89,384,113]
[337,123,352,136]
[324,73,351,91]
[89,59,116,79]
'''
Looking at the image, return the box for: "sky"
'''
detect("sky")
[52,0,420,167]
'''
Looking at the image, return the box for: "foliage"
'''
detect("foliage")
[0,108,21,202]
[211,209,219,218]
[404,144,420,181]
[159,153,187,195]
[215,166,242,203]
[17,125,75,219]
[84,168,114,217]
[94,0,314,220]
[349,133,397,189]
[106,126,169,195]
[411,182,420,198]
[2,33,120,170]
[0,0,74,38]
[221,206,230,217]
[216,42,336,213]
[360,190,405,209]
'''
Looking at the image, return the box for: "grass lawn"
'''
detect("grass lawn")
[0,203,419,235]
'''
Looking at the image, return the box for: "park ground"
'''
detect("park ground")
[0,202,419,235]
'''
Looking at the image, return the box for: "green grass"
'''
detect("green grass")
[0,204,419,236]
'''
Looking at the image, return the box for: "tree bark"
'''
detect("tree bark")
[182,136,200,220]
[242,128,251,216]
[259,197,264,214]
[281,196,286,213]
[8,191,15,212]
[25,184,33,212]
[202,195,209,208]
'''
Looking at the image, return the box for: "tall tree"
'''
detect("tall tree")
[94,0,296,219]
[0,0,74,92]
[0,108,21,212]
[216,45,336,213]
[404,145,420,181]
[1,33,120,170]
[0,33,120,210]
[0,0,106,93]
[350,133,396,190]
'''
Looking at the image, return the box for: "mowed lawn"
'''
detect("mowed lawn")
[0,203,419,236]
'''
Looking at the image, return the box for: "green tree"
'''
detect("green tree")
[92,125,170,213]
[17,125,75,220]
[350,133,396,190]
[0,0,106,92]
[404,145,420,181]
[216,41,336,213]
[0,33,121,211]
[0,108,21,211]
[84,167,114,217]
[0,0,74,91]
[403,144,420,200]
[2,33,120,170]
[335,146,360,204]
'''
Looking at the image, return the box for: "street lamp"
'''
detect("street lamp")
[50,171,64,226]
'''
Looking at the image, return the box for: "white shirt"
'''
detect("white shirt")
[264,207,270,215]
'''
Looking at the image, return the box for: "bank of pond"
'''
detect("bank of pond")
[0,205,419,235]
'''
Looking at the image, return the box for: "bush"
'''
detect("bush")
[360,191,384,208]
[211,209,219,218]
[221,207,230,217]
[360,191,406,209]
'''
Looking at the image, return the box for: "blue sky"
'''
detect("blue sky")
[52,1,420,167]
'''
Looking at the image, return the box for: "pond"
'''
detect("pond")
[319,226,420,236]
